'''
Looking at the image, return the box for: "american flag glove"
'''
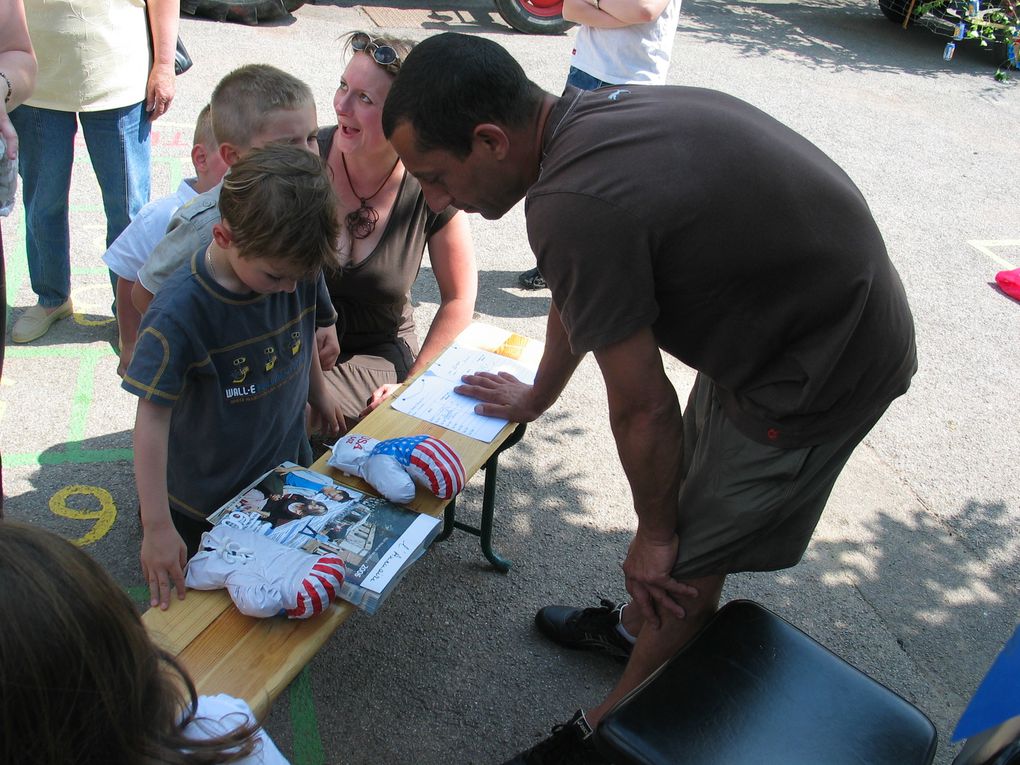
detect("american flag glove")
[329,433,466,504]
[371,435,466,501]
[185,526,346,620]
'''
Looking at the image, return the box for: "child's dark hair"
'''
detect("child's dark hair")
[0,522,260,765]
[211,64,313,148]
[219,144,341,278]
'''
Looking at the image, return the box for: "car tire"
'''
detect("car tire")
[494,0,575,34]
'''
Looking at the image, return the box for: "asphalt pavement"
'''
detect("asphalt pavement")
[2,1,1018,763]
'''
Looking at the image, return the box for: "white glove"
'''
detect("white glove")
[185,526,345,619]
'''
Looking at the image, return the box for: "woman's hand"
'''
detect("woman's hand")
[145,62,176,121]
[359,382,402,418]
[0,106,18,160]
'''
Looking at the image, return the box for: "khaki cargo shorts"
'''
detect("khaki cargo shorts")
[671,374,888,579]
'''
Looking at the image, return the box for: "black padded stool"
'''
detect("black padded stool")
[595,600,938,765]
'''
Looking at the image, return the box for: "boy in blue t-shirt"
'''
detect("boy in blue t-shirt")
[123,144,343,610]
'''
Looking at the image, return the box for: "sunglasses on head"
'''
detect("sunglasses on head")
[351,32,401,74]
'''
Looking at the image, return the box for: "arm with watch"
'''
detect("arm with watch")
[0,0,36,163]
[562,0,673,26]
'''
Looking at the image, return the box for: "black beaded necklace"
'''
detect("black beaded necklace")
[341,152,399,239]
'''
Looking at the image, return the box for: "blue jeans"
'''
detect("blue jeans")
[566,66,616,91]
[9,102,151,308]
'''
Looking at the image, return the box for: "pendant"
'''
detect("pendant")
[346,203,378,240]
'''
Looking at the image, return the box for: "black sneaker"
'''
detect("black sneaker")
[534,599,633,661]
[518,267,547,290]
[501,710,610,765]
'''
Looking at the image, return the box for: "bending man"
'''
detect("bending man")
[382,32,917,765]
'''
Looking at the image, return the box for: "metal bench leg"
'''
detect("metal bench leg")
[433,424,526,573]
[478,450,511,572]
[438,496,457,542]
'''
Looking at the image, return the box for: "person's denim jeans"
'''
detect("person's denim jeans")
[566,66,615,91]
[9,102,151,308]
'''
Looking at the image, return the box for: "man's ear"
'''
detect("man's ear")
[472,124,510,160]
[211,220,234,248]
[219,141,243,167]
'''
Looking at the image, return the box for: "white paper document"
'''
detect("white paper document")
[392,343,537,442]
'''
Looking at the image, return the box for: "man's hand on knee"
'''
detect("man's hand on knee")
[622,530,699,629]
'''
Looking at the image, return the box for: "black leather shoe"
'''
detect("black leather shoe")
[534,599,633,661]
[518,267,547,290]
[501,710,610,765]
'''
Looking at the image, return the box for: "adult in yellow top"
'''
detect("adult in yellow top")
[9,0,179,343]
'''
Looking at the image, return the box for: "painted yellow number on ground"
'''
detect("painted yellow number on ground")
[49,485,118,546]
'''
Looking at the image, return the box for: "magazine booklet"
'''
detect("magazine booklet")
[206,462,442,614]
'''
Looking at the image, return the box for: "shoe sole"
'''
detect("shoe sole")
[11,304,73,343]
[535,612,632,662]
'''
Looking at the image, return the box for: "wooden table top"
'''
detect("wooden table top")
[141,323,541,719]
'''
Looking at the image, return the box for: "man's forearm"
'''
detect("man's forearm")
[610,394,684,540]
[530,304,585,413]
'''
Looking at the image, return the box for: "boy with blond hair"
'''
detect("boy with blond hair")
[104,104,228,375]
[130,64,340,372]
[123,145,343,610]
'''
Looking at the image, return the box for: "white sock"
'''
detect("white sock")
[614,604,637,644]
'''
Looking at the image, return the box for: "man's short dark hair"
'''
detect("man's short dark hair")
[382,32,544,158]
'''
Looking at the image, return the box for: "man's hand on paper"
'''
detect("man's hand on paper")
[454,371,543,423]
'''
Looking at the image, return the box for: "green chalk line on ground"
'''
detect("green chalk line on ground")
[290,667,325,765]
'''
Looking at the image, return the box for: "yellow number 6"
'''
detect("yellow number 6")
[49,485,118,547]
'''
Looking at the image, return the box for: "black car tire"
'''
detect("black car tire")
[494,0,575,34]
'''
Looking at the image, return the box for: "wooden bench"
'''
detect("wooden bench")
[142,324,541,719]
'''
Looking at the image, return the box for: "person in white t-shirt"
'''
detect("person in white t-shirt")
[0,521,290,765]
[518,0,682,290]
[104,103,228,376]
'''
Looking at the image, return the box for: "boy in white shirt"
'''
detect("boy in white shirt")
[103,104,228,375]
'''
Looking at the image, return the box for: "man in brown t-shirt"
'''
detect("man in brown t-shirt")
[384,33,916,765]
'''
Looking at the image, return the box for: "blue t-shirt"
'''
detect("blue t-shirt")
[123,250,337,521]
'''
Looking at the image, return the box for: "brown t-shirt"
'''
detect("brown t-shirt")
[317,127,456,351]
[527,86,916,448]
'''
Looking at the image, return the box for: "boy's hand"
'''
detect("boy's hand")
[308,394,347,440]
[117,342,135,379]
[315,325,340,371]
[140,523,188,610]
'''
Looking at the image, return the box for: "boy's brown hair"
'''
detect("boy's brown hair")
[192,103,216,148]
[210,64,313,149]
[219,144,340,277]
